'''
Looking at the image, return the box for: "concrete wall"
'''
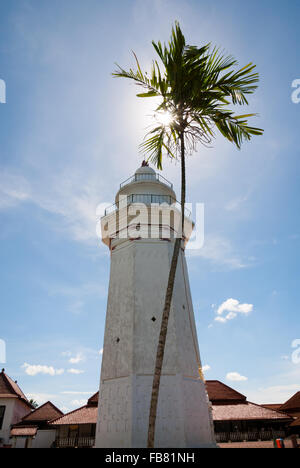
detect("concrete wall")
[0,398,29,446]
[96,239,216,448]
[14,437,28,449]
[13,430,57,449]
[12,399,31,426]
[0,398,15,446]
[32,429,56,448]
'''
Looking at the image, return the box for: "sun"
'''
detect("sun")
[155,110,173,127]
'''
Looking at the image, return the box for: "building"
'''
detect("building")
[50,381,295,448]
[95,164,216,448]
[11,401,63,448]
[269,392,300,436]
[207,380,293,443]
[0,369,33,447]
[51,393,98,448]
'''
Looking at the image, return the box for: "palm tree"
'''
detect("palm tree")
[29,399,39,409]
[113,22,263,448]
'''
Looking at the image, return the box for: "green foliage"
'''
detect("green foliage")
[113,21,263,168]
[29,399,39,409]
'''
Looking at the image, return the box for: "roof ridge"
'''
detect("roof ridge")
[248,401,292,417]
[280,391,300,410]
[206,380,247,401]
[0,371,19,397]
[22,400,64,422]
[0,370,33,409]
[50,404,88,424]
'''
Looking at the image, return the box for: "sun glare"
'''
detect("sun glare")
[155,111,173,127]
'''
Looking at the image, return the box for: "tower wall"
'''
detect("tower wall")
[96,238,216,447]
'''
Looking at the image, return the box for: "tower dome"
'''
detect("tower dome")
[101,164,193,249]
[134,164,156,176]
[115,164,176,205]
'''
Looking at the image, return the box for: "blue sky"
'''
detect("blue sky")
[0,0,299,412]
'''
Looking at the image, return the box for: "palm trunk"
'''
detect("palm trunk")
[147,132,186,448]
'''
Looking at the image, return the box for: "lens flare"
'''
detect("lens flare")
[155,111,173,127]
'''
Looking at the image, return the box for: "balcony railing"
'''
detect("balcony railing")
[128,193,175,205]
[120,173,173,190]
[103,194,192,219]
[215,430,286,443]
[55,437,95,448]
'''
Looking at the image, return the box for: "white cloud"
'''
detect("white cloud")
[22,363,64,376]
[244,359,300,404]
[0,171,31,210]
[218,298,253,316]
[67,368,85,375]
[247,383,300,405]
[202,365,211,372]
[71,399,87,407]
[69,353,84,364]
[62,347,102,363]
[0,165,110,245]
[60,406,71,413]
[188,235,247,270]
[215,298,253,323]
[226,372,248,382]
[27,393,56,405]
[45,282,106,316]
[225,193,250,212]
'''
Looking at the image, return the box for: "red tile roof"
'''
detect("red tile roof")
[11,426,38,437]
[290,414,300,427]
[0,369,33,408]
[279,392,300,412]
[51,405,98,426]
[212,402,292,422]
[49,383,297,427]
[206,380,247,403]
[87,392,99,406]
[261,404,283,411]
[22,401,63,423]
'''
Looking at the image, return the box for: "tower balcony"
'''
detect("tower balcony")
[100,165,194,248]
[119,172,173,190]
[101,194,193,249]
[103,193,192,219]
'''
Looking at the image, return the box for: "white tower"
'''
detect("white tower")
[95,164,216,448]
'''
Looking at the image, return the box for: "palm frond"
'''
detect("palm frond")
[214,112,263,149]
[113,21,263,166]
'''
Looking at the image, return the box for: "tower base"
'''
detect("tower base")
[95,374,216,448]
